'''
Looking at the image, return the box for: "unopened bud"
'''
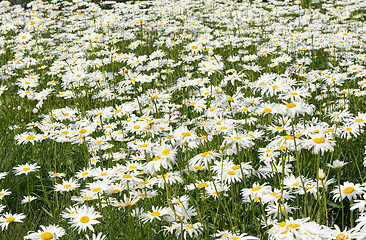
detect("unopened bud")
[334,117,340,125]
[318,169,326,181]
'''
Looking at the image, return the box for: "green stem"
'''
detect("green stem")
[337,172,344,230]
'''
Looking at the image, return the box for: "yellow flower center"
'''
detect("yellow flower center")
[313,137,325,144]
[198,183,209,188]
[80,216,89,223]
[286,103,296,108]
[151,211,161,217]
[78,129,87,134]
[152,157,161,161]
[201,152,212,157]
[325,128,334,133]
[287,224,300,229]
[92,187,101,192]
[23,167,30,171]
[64,184,71,189]
[182,132,191,137]
[162,149,170,156]
[343,187,355,194]
[252,186,262,191]
[186,225,194,229]
[278,222,286,227]
[26,135,36,140]
[355,118,364,123]
[263,108,272,113]
[336,233,349,240]
[227,171,236,175]
[232,165,240,170]
[40,232,54,240]
[123,174,132,179]
[6,217,15,223]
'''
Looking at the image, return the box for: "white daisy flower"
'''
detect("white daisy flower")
[69,205,102,233]
[24,224,66,240]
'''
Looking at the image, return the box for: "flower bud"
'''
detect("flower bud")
[318,169,326,181]
[334,117,340,125]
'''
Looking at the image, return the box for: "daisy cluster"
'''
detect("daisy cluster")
[0,0,366,239]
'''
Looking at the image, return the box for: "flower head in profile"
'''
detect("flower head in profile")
[15,132,42,145]
[140,206,170,223]
[327,160,347,170]
[21,196,37,204]
[0,212,26,230]
[24,224,66,240]
[331,181,364,202]
[268,217,322,239]
[54,178,80,193]
[13,163,40,175]
[302,134,336,155]
[0,189,11,200]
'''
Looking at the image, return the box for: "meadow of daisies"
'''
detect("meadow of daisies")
[1,0,366,239]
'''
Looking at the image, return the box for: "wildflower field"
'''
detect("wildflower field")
[1,0,366,239]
